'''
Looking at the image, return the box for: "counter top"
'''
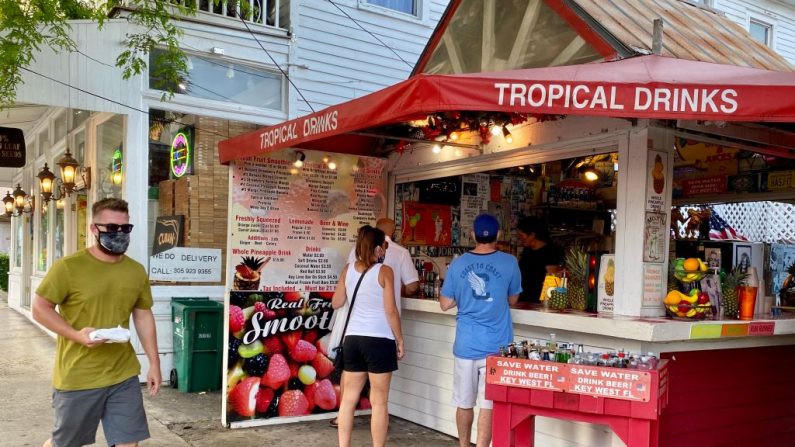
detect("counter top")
[402,297,795,343]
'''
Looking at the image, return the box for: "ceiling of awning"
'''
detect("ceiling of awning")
[413,0,792,75]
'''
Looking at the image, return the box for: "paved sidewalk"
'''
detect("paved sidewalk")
[0,294,457,446]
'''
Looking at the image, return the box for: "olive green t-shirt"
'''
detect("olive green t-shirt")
[36,249,153,391]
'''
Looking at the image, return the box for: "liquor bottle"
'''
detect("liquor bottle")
[547,333,557,352]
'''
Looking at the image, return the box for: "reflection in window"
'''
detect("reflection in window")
[149,50,283,110]
[96,116,125,199]
[367,0,417,15]
[750,19,771,46]
[421,0,603,74]
[14,216,22,268]
[38,204,49,271]
[54,199,65,260]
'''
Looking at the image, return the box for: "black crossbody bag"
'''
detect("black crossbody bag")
[332,264,373,371]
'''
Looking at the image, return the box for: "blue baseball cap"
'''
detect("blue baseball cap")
[473,213,500,238]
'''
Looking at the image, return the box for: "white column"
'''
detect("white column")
[613,124,673,317]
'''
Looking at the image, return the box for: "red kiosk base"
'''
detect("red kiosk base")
[485,357,669,447]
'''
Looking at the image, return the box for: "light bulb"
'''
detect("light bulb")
[449,131,459,141]
[491,126,501,136]
[432,144,441,154]
[294,159,303,168]
[178,82,187,91]
[289,167,299,175]
[327,161,337,170]
[584,170,599,182]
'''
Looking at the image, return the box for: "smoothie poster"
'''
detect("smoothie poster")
[224,150,387,427]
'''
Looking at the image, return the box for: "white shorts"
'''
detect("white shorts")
[452,357,493,410]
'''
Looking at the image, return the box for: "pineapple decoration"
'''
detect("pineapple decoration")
[547,279,569,310]
[781,262,795,307]
[233,256,269,290]
[721,267,748,319]
[604,259,616,297]
[565,247,589,311]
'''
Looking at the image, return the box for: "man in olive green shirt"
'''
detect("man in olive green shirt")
[33,198,160,447]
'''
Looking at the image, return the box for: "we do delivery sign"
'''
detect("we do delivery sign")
[150,247,222,282]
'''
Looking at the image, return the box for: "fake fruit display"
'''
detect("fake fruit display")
[664,289,710,319]
[233,256,269,290]
[721,267,748,319]
[673,258,707,283]
[565,247,589,310]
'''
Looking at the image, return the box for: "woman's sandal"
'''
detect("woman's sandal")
[329,418,339,428]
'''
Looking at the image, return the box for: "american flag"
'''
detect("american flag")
[709,210,747,241]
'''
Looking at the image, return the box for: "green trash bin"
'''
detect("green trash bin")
[170,297,223,393]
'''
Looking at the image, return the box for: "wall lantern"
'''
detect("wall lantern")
[55,148,91,196]
[37,163,56,202]
[4,184,34,217]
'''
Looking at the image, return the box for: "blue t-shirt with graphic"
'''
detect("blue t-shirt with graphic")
[441,251,522,360]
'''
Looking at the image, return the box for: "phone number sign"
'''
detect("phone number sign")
[149,247,222,282]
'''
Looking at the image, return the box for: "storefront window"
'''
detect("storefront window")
[71,109,89,130]
[54,199,65,260]
[37,129,49,158]
[38,202,49,272]
[76,193,87,250]
[74,129,85,161]
[14,215,22,268]
[149,50,284,111]
[53,112,67,143]
[96,116,125,198]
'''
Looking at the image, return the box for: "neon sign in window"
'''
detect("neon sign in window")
[112,148,123,186]
[170,132,191,178]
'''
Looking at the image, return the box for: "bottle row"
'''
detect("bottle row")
[497,334,660,370]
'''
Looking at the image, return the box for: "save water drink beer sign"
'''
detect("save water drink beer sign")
[487,357,653,402]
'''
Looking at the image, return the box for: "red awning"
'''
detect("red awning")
[219,55,795,163]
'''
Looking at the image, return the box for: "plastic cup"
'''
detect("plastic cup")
[739,286,758,321]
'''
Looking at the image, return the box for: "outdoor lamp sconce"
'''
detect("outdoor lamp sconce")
[37,163,56,203]
[3,192,15,217]
[56,148,91,196]
[7,184,34,216]
[293,151,306,168]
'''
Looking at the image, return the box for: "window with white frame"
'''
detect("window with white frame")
[749,19,772,46]
[366,0,417,15]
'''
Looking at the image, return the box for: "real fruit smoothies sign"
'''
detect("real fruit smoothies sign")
[486,357,654,402]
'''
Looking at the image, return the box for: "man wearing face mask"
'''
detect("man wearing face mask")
[32,198,160,447]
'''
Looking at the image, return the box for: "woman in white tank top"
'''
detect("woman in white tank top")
[331,225,404,447]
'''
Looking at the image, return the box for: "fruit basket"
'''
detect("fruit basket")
[664,302,712,320]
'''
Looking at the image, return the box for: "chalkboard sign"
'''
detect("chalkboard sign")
[0,127,26,167]
[152,215,184,256]
[418,176,461,206]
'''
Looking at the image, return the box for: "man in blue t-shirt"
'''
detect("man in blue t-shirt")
[440,213,521,447]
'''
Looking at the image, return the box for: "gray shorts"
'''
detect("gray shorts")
[452,357,493,410]
[52,376,150,447]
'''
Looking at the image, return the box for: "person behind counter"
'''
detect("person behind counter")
[516,216,563,304]
[439,214,522,447]
[332,225,404,447]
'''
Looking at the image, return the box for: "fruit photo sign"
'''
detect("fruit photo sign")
[224,150,386,427]
[228,150,387,293]
[224,291,368,427]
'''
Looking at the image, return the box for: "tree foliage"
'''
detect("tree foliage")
[0,1,249,108]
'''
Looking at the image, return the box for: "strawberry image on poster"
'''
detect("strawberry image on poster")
[226,291,371,422]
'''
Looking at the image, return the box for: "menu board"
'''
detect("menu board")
[460,174,490,247]
[228,150,387,292]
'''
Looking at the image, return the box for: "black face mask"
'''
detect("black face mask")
[96,230,131,255]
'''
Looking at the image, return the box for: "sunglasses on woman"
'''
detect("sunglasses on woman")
[94,223,135,233]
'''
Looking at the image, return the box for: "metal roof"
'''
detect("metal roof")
[574,0,793,72]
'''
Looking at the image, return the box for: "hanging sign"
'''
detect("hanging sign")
[170,130,192,178]
[645,151,667,212]
[152,215,184,256]
[0,127,26,168]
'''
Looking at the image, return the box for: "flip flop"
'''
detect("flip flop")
[329,418,339,428]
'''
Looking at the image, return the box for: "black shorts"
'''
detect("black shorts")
[342,335,398,374]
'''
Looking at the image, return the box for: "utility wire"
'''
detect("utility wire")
[234,9,316,113]
[326,0,413,69]
[19,66,234,140]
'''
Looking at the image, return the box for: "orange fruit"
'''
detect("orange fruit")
[683,258,700,272]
